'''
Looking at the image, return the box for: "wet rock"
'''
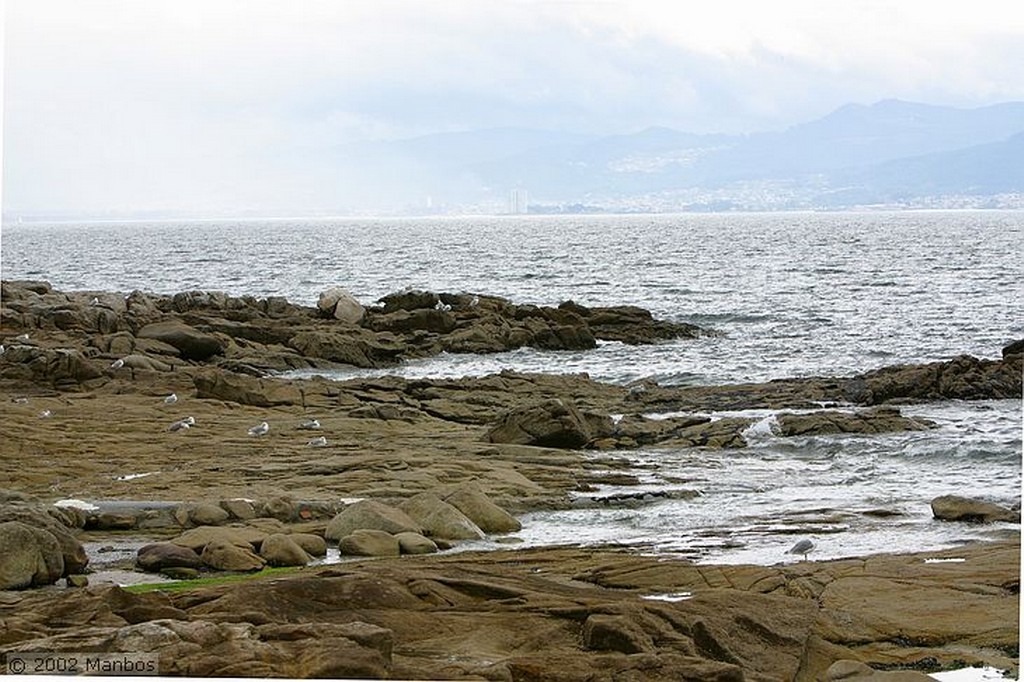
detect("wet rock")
[260,534,312,567]
[0,521,64,589]
[853,353,1022,404]
[560,300,707,344]
[287,329,404,368]
[317,287,365,324]
[137,320,225,361]
[201,540,267,572]
[613,413,712,446]
[930,495,1020,523]
[485,398,613,449]
[1001,338,1024,358]
[325,500,421,542]
[443,486,522,533]
[338,529,401,557]
[395,532,438,555]
[774,407,935,437]
[136,543,204,572]
[399,493,485,540]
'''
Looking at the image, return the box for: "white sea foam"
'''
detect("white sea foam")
[54,499,99,511]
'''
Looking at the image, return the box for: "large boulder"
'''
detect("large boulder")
[394,532,438,555]
[325,501,421,542]
[136,542,204,572]
[443,487,522,533]
[201,540,267,571]
[0,521,65,589]
[338,530,400,557]
[398,493,485,540]
[0,504,89,574]
[317,288,365,324]
[485,399,613,449]
[930,495,1020,523]
[289,533,328,557]
[137,320,225,361]
[260,534,313,567]
[172,525,268,553]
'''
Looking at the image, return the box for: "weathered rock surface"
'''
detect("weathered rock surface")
[317,287,365,324]
[338,529,401,557]
[930,495,1020,523]
[136,543,204,573]
[259,533,312,567]
[325,500,421,541]
[774,407,936,436]
[485,398,613,448]
[0,540,1015,680]
[399,493,486,540]
[200,540,267,572]
[0,521,65,589]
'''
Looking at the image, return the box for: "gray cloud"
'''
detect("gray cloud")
[4,0,1024,215]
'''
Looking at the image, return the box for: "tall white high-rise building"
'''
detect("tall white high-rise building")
[509,188,529,214]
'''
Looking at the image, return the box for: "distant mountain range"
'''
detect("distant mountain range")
[327,99,1024,213]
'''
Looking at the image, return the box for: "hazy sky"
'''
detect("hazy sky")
[4,0,1024,215]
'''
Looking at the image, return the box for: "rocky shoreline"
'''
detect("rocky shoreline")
[0,280,1020,680]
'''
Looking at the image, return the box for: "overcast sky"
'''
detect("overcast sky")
[3,0,1024,215]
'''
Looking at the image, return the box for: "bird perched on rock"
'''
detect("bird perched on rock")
[788,538,814,560]
[168,416,195,431]
[110,358,125,369]
[164,393,178,405]
[15,333,29,342]
[248,421,270,437]
[307,436,328,447]
[297,418,321,430]
[90,297,100,306]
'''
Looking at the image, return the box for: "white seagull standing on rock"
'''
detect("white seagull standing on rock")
[307,436,328,447]
[298,418,321,430]
[164,393,178,405]
[110,358,125,369]
[248,421,270,437]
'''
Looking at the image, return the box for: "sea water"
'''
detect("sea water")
[2,211,1021,565]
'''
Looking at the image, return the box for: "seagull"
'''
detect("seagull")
[297,418,321,430]
[307,436,328,447]
[788,538,815,560]
[168,416,195,431]
[627,384,647,397]
[15,333,29,342]
[434,299,452,312]
[90,297,100,306]
[248,421,270,437]
[38,409,52,418]
[0,344,5,355]
[110,358,125,369]
[469,295,479,307]
[164,393,178,405]
[11,397,28,404]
